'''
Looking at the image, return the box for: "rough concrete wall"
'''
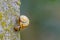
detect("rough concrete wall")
[0,0,21,40]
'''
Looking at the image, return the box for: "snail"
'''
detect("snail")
[14,15,29,31]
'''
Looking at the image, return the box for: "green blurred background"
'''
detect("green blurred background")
[20,0,60,40]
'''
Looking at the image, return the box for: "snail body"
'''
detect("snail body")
[14,26,20,31]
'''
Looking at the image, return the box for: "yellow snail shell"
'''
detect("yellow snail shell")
[20,15,29,29]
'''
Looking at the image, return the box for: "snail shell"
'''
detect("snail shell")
[20,15,29,29]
